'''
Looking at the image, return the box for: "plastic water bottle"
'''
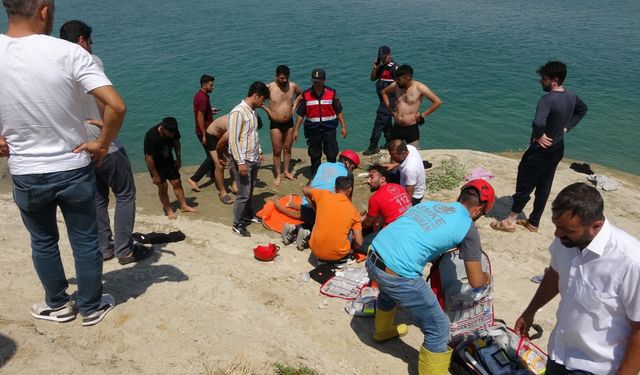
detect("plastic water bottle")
[300,272,310,283]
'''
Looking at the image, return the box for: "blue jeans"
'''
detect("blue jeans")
[12,165,103,316]
[366,255,450,352]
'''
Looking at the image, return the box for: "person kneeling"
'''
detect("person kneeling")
[366,179,495,374]
[302,176,363,262]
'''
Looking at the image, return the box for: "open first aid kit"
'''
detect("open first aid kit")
[428,249,548,375]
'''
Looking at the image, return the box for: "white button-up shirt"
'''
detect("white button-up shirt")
[548,219,640,374]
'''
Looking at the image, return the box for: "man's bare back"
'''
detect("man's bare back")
[206,115,228,138]
[267,81,300,122]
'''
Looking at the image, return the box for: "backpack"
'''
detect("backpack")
[427,249,548,375]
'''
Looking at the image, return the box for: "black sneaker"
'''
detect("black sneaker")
[232,225,251,237]
[82,294,115,327]
[362,147,380,156]
[117,244,154,265]
[242,216,262,225]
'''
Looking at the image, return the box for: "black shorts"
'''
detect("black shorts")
[205,133,220,152]
[390,123,420,144]
[270,118,294,132]
[152,159,180,182]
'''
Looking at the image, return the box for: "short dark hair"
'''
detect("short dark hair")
[335,175,354,192]
[59,20,92,44]
[160,116,178,132]
[247,81,269,98]
[200,74,215,85]
[367,164,388,180]
[551,182,604,225]
[537,61,567,85]
[275,65,290,77]
[3,0,52,18]
[458,187,482,211]
[396,64,413,78]
[387,139,408,154]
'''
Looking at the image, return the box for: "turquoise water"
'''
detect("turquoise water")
[2,0,639,174]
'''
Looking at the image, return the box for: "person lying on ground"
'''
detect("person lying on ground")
[274,150,359,224]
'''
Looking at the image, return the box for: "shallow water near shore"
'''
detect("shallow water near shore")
[1,0,638,175]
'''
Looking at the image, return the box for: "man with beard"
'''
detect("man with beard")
[358,164,412,252]
[515,183,640,375]
[380,64,442,148]
[188,74,219,192]
[491,61,588,233]
[264,65,302,186]
[0,0,126,325]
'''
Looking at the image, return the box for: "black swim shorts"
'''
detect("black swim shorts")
[152,159,180,182]
[205,133,220,152]
[390,123,420,144]
[270,118,294,132]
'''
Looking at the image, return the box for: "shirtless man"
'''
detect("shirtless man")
[205,115,238,204]
[381,64,442,148]
[263,65,302,187]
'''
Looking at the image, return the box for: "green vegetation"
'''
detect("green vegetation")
[274,362,322,375]
[426,158,466,193]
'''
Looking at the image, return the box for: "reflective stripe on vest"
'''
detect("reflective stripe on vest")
[303,88,338,128]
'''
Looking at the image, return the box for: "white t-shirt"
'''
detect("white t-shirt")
[548,219,640,374]
[0,34,112,175]
[399,145,426,199]
[83,54,122,155]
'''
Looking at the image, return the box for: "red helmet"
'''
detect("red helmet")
[253,243,279,261]
[461,179,496,213]
[339,150,360,168]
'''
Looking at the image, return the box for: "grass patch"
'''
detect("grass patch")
[426,158,466,193]
[274,362,322,375]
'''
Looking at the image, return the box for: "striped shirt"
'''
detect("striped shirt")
[228,100,262,164]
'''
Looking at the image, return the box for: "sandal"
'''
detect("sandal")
[220,194,235,205]
[490,220,516,233]
[516,219,538,233]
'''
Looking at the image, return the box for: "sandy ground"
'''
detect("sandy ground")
[0,148,638,374]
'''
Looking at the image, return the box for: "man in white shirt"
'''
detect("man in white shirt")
[0,0,126,326]
[515,183,640,375]
[60,19,151,266]
[386,139,426,206]
[228,81,269,237]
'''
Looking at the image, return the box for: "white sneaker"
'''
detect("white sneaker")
[281,224,297,245]
[295,228,311,251]
[30,300,77,323]
[82,294,115,326]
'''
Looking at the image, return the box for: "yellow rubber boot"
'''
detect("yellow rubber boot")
[418,345,453,375]
[373,306,408,342]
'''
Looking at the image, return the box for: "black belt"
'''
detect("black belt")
[370,250,399,276]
